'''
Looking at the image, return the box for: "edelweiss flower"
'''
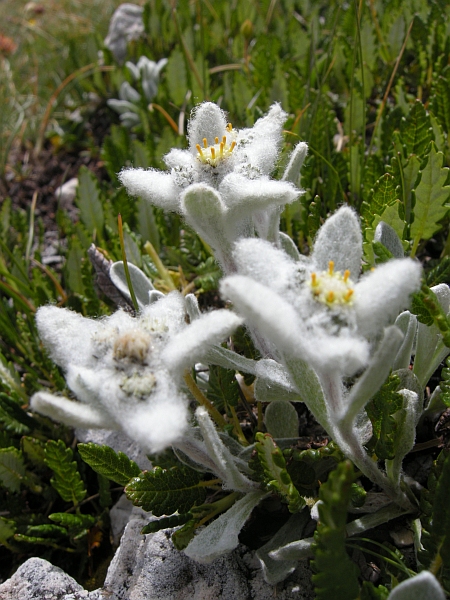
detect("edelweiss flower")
[31,293,241,453]
[119,102,306,271]
[221,206,422,378]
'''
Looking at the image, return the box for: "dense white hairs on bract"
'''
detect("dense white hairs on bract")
[354,259,422,338]
[311,205,363,276]
[118,168,180,211]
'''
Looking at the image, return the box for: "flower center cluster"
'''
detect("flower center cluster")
[195,123,236,167]
[309,261,355,307]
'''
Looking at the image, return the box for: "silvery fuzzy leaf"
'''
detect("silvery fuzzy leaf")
[148,290,165,304]
[162,310,242,376]
[204,345,258,375]
[264,400,299,438]
[195,408,256,492]
[30,392,116,430]
[109,261,154,310]
[387,571,445,600]
[393,311,417,370]
[282,141,308,186]
[344,326,405,424]
[268,536,315,561]
[256,510,310,585]
[107,99,140,115]
[374,221,404,259]
[119,81,141,103]
[254,359,302,403]
[311,205,362,276]
[279,231,302,261]
[386,389,418,488]
[119,168,180,211]
[413,283,450,388]
[183,490,267,563]
[184,293,201,321]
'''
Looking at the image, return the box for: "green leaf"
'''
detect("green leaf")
[75,166,105,234]
[311,461,360,600]
[365,373,403,460]
[0,447,26,492]
[0,516,16,545]
[399,100,433,157]
[360,581,389,599]
[419,450,450,589]
[255,433,305,513]
[49,512,96,534]
[361,174,399,228]
[410,143,450,254]
[45,440,86,505]
[411,283,450,346]
[264,400,299,438]
[21,436,46,467]
[0,392,37,434]
[166,48,188,106]
[141,513,193,534]
[171,519,196,550]
[78,443,141,487]
[206,365,240,410]
[125,467,207,517]
[426,256,450,287]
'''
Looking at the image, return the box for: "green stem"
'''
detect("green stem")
[118,214,139,312]
[183,370,227,429]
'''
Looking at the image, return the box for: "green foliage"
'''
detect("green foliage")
[399,100,433,158]
[365,373,403,460]
[284,442,342,497]
[207,365,240,411]
[78,443,141,487]
[0,448,26,493]
[75,166,105,235]
[255,433,305,513]
[440,356,450,408]
[411,283,450,347]
[311,461,360,600]
[125,467,207,517]
[141,513,193,535]
[410,143,450,256]
[419,450,450,589]
[44,440,86,505]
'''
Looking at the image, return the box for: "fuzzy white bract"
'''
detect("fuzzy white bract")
[119,102,307,272]
[222,206,422,378]
[31,292,241,453]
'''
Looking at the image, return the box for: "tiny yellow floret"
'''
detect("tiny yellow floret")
[196,125,237,167]
[307,263,355,308]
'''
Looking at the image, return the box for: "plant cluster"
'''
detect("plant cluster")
[1,1,450,598]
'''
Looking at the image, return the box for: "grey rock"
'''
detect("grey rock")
[0,557,86,599]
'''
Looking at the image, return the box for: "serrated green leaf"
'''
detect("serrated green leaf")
[21,436,46,467]
[206,365,240,410]
[411,283,450,346]
[255,433,304,513]
[361,174,399,229]
[0,447,26,492]
[311,461,360,600]
[365,373,403,460]
[49,512,96,530]
[0,392,37,434]
[26,524,67,538]
[78,442,141,487]
[75,166,104,234]
[141,512,193,534]
[410,143,450,255]
[431,72,450,133]
[426,256,450,287]
[45,440,86,505]
[0,516,16,545]
[419,450,450,588]
[171,519,196,550]
[125,467,207,516]
[399,100,433,157]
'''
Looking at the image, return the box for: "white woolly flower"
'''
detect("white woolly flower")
[221,206,422,378]
[31,293,241,453]
[119,102,306,272]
